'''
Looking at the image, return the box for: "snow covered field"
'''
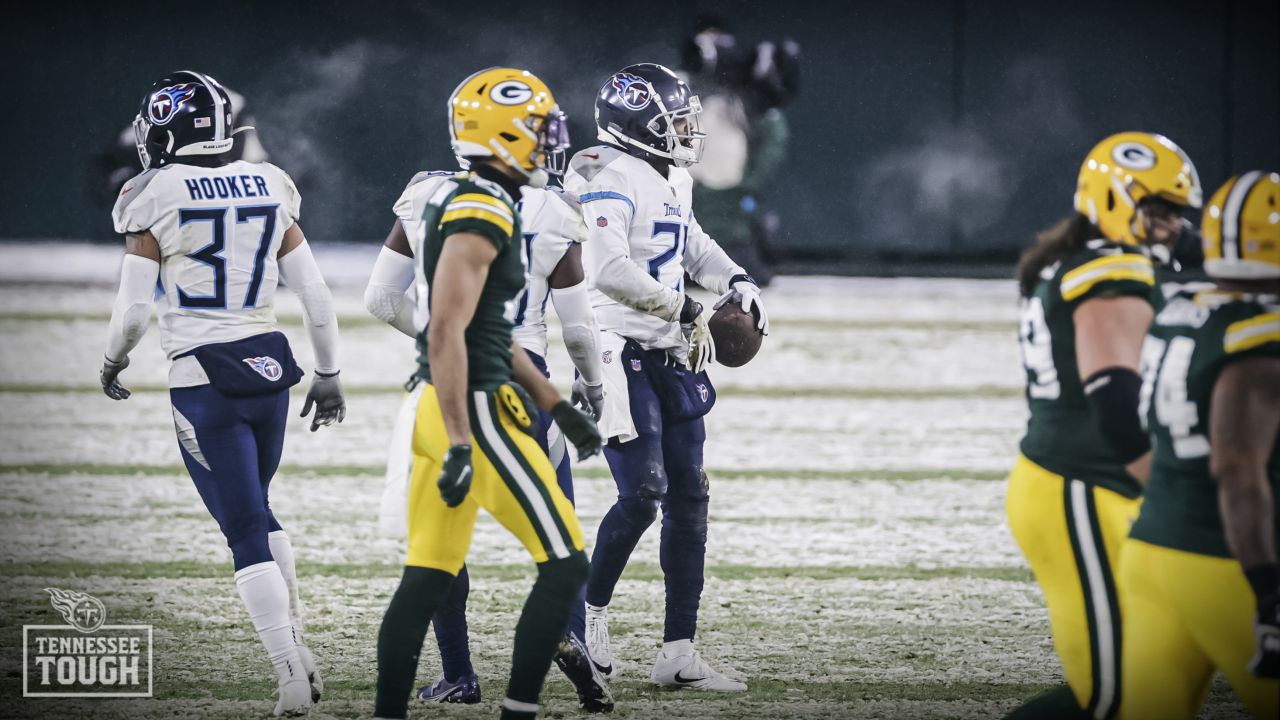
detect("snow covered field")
[0,244,1246,718]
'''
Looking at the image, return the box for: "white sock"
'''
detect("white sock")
[234,561,304,685]
[267,531,304,632]
[662,639,694,655]
[586,603,607,615]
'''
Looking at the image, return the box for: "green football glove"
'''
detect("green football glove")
[550,400,602,461]
[437,444,474,507]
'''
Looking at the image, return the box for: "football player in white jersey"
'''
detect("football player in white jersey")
[102,70,345,717]
[365,179,611,711]
[563,63,768,692]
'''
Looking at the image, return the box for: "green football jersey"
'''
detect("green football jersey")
[1130,290,1280,557]
[393,171,526,391]
[1017,239,1158,497]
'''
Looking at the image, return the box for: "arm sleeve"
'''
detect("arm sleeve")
[104,254,159,362]
[364,246,418,338]
[279,240,339,374]
[1083,366,1150,464]
[683,212,746,295]
[551,279,603,385]
[580,195,684,322]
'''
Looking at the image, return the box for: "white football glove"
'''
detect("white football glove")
[679,296,715,373]
[714,276,769,335]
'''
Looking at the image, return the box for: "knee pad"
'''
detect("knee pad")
[222,511,271,569]
[663,493,709,534]
[619,495,661,528]
[537,551,591,594]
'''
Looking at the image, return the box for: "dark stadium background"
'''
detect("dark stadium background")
[1,0,1276,275]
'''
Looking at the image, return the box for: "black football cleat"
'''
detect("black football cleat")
[554,634,615,713]
[416,672,481,704]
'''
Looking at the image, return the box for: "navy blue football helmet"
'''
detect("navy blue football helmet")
[595,63,706,167]
[133,70,250,169]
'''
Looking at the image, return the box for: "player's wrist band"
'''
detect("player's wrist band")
[728,273,756,288]
[315,369,340,378]
[1244,563,1280,600]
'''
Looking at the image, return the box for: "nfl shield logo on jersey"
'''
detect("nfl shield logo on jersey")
[602,350,613,364]
[242,356,283,381]
[631,358,643,372]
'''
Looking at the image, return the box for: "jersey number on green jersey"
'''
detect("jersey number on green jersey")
[1140,335,1210,459]
[1019,296,1060,399]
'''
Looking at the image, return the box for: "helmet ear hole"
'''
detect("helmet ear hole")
[499,132,518,142]
[1106,189,1115,212]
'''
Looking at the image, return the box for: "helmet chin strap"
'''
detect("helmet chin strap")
[485,138,549,189]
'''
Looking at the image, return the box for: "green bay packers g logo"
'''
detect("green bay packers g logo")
[490,80,533,105]
[1111,141,1157,171]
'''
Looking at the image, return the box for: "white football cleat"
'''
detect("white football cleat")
[273,676,313,716]
[294,640,323,703]
[651,641,747,692]
[585,603,622,680]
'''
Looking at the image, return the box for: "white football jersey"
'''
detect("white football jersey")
[512,186,587,358]
[565,145,742,352]
[112,160,302,358]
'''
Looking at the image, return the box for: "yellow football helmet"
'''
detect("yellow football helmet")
[447,67,569,186]
[1073,131,1202,245]
[1202,171,1280,280]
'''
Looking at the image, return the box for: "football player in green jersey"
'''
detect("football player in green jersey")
[1005,131,1202,720]
[372,68,604,720]
[1118,172,1280,720]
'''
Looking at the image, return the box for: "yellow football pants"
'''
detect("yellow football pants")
[1118,538,1279,720]
[1006,454,1140,720]
[405,383,585,574]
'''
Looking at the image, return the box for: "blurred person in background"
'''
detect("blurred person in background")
[679,15,799,287]
[1006,132,1201,720]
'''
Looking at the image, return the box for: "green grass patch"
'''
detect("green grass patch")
[0,559,1032,584]
[0,311,1014,334]
[0,382,1023,399]
[0,463,1009,482]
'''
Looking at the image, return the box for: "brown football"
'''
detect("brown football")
[709,299,764,367]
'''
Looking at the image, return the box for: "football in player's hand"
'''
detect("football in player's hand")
[709,297,764,367]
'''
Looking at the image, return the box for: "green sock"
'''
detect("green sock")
[505,552,590,707]
[374,566,455,719]
[1003,685,1088,720]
